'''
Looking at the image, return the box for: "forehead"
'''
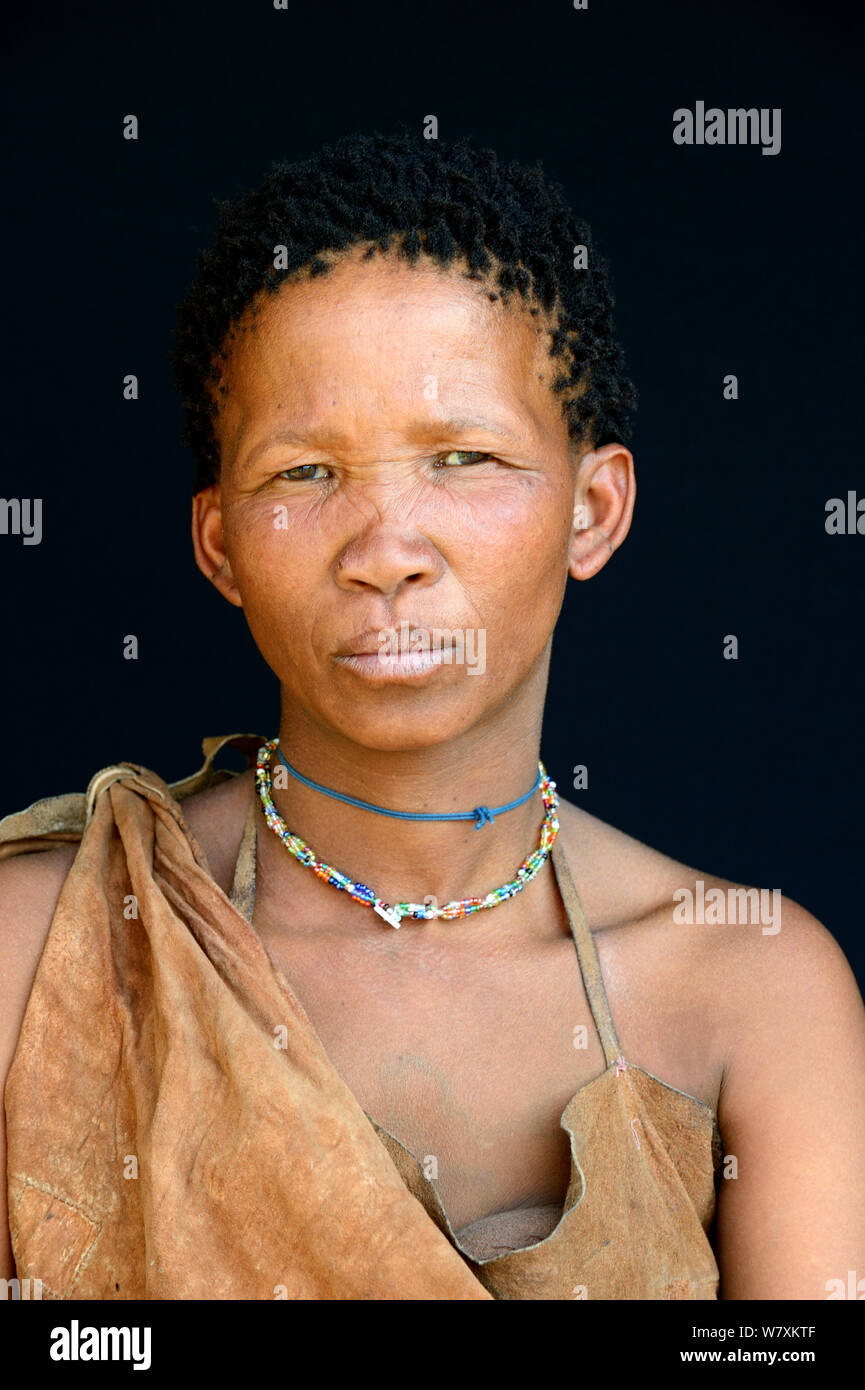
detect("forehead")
[216,251,566,459]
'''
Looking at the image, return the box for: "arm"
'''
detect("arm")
[715,896,865,1298]
[0,847,76,1280]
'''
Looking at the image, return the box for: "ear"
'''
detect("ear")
[568,442,636,581]
[191,485,244,608]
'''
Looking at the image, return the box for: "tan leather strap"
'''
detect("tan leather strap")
[551,838,622,1068]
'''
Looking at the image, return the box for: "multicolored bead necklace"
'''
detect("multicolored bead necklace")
[255,738,560,928]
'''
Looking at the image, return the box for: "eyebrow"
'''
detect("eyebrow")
[429,416,526,442]
[239,415,527,468]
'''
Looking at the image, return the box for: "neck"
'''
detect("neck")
[269,674,549,913]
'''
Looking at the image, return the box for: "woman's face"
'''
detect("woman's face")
[196,249,610,752]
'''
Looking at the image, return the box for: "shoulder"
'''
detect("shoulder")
[176,769,255,897]
[712,889,865,1108]
[555,795,858,1006]
[0,844,79,1050]
[555,797,864,1103]
[0,844,79,985]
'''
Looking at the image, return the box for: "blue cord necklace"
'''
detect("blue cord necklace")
[275,743,541,830]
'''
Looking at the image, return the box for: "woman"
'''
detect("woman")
[1,131,863,1300]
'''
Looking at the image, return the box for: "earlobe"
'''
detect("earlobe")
[191,486,244,607]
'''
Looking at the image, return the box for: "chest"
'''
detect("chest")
[251,900,610,1237]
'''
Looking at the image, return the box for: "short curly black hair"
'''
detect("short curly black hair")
[171,129,637,493]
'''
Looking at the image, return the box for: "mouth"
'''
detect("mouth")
[332,625,457,683]
[333,648,450,681]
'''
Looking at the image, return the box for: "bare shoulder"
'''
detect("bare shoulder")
[554,797,864,1108]
[554,796,703,928]
[176,769,255,897]
[0,844,80,1072]
[0,844,79,1011]
[556,794,857,1000]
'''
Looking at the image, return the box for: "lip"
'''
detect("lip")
[333,625,463,656]
[331,626,426,658]
[332,624,458,682]
[333,647,453,682]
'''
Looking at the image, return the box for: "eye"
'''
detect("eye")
[435,450,496,468]
[279,463,330,481]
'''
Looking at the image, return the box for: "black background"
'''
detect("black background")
[2,0,863,982]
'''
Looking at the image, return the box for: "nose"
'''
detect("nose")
[334,526,445,596]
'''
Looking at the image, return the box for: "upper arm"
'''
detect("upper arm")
[714,897,865,1299]
[0,847,76,1280]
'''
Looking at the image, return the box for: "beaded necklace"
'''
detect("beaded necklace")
[255,738,560,928]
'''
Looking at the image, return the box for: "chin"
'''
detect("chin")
[315,690,492,754]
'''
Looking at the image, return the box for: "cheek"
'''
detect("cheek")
[452,477,573,602]
[223,496,320,593]
[220,501,328,667]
